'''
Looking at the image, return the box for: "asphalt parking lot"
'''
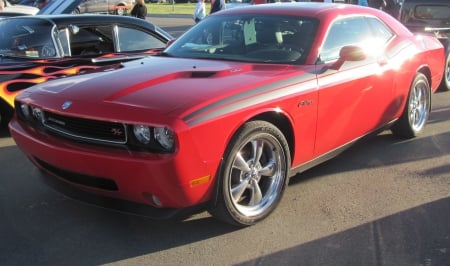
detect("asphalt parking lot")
[0,14,449,266]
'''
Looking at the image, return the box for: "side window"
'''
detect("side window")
[366,17,394,45]
[415,5,450,20]
[69,25,114,56]
[320,17,372,62]
[116,27,166,52]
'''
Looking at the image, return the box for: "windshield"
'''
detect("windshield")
[0,18,57,58]
[164,14,318,64]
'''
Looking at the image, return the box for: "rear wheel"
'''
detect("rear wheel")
[71,8,81,14]
[115,6,126,16]
[391,73,430,138]
[208,121,290,226]
[439,49,450,91]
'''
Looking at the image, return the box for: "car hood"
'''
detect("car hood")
[27,56,313,119]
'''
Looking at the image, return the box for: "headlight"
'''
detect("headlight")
[31,107,44,123]
[133,125,151,144]
[130,124,175,153]
[20,104,31,119]
[154,127,174,151]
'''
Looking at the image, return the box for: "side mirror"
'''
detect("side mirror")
[331,45,366,70]
[68,24,80,35]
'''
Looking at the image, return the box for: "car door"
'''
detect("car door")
[314,16,395,156]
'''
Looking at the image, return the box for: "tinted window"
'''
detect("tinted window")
[117,27,166,52]
[414,5,450,20]
[68,25,114,56]
[0,18,56,58]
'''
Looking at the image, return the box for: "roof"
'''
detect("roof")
[213,2,381,19]
[2,14,159,31]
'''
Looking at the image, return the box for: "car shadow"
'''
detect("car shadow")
[237,196,450,266]
[0,127,11,138]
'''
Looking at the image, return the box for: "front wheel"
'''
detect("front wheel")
[208,121,290,226]
[0,100,13,131]
[391,73,430,138]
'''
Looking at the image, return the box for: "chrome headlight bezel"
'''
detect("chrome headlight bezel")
[154,127,175,151]
[129,124,175,153]
[132,125,152,145]
[20,103,31,119]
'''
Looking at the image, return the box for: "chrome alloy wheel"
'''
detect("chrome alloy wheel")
[209,120,290,226]
[228,135,286,217]
[408,78,430,132]
[444,51,450,89]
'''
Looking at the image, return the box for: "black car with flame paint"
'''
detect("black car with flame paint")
[0,14,173,129]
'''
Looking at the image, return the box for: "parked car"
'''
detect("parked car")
[1,0,39,15]
[10,3,444,226]
[399,0,450,91]
[37,0,134,16]
[0,14,172,129]
[73,0,134,16]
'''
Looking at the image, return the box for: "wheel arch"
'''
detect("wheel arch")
[209,109,295,209]
[0,97,14,129]
[416,65,432,96]
[248,111,295,166]
[417,66,432,89]
[208,113,293,225]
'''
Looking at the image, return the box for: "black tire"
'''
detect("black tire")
[208,121,290,226]
[0,100,13,131]
[391,73,430,138]
[438,48,450,91]
[72,8,81,14]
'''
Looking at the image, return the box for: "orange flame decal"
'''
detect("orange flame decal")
[1,64,102,108]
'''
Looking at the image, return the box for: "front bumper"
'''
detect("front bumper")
[9,118,216,210]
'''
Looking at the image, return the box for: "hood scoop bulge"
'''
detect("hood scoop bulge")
[187,64,253,78]
[189,71,217,78]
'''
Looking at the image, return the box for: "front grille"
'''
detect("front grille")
[43,112,127,145]
[35,158,118,191]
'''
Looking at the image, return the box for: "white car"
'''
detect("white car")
[1,0,39,15]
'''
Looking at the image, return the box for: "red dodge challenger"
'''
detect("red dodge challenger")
[10,3,445,226]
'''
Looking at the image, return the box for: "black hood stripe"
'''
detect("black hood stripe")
[183,73,317,126]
